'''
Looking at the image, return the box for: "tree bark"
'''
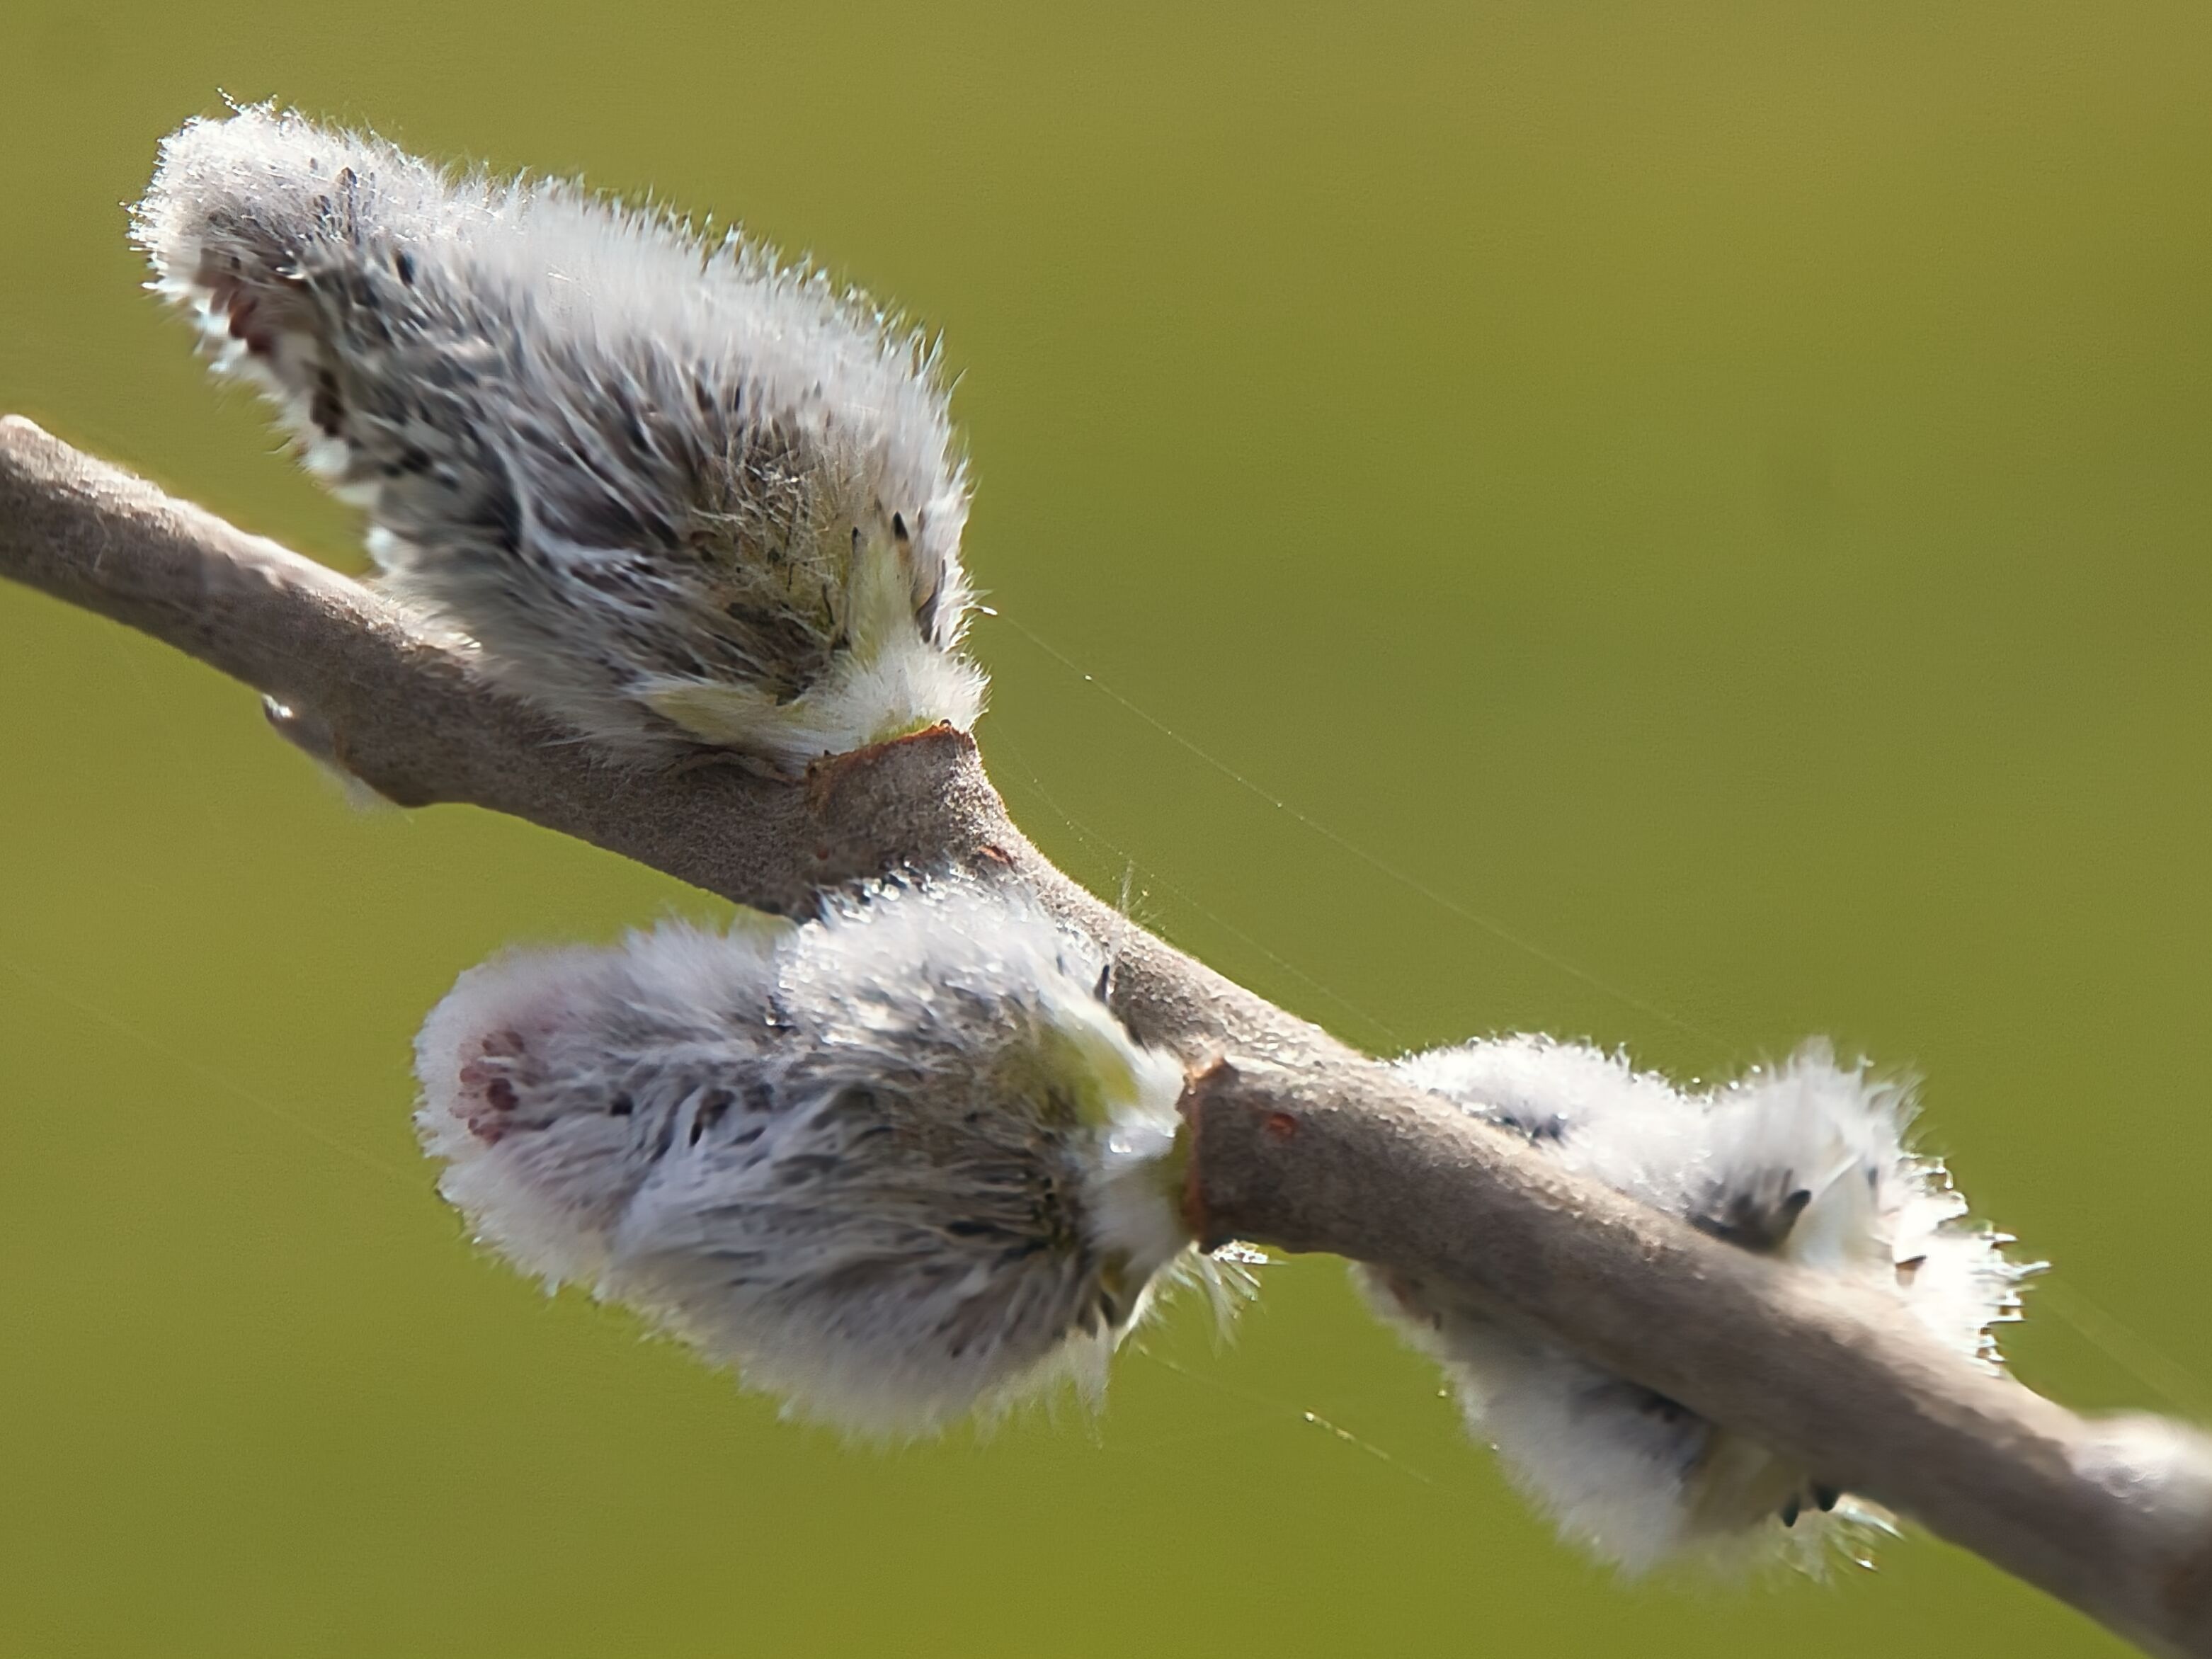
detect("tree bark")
[6,414,2211,1655]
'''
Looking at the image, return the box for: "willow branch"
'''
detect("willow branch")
[6,414,2210,1656]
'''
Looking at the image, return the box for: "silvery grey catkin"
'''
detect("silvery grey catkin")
[1362,1037,2031,1570]
[134,102,983,773]
[416,878,1222,1435]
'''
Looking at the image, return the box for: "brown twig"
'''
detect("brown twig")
[6,414,2210,1655]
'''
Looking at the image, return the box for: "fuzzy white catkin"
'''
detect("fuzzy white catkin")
[1361,1035,2032,1573]
[416,877,1224,1435]
[133,103,984,772]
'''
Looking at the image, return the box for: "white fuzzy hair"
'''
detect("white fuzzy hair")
[135,103,984,772]
[1365,1035,2031,1573]
[416,877,1212,1436]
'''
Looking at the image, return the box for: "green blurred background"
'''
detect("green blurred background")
[3,4,2209,1654]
